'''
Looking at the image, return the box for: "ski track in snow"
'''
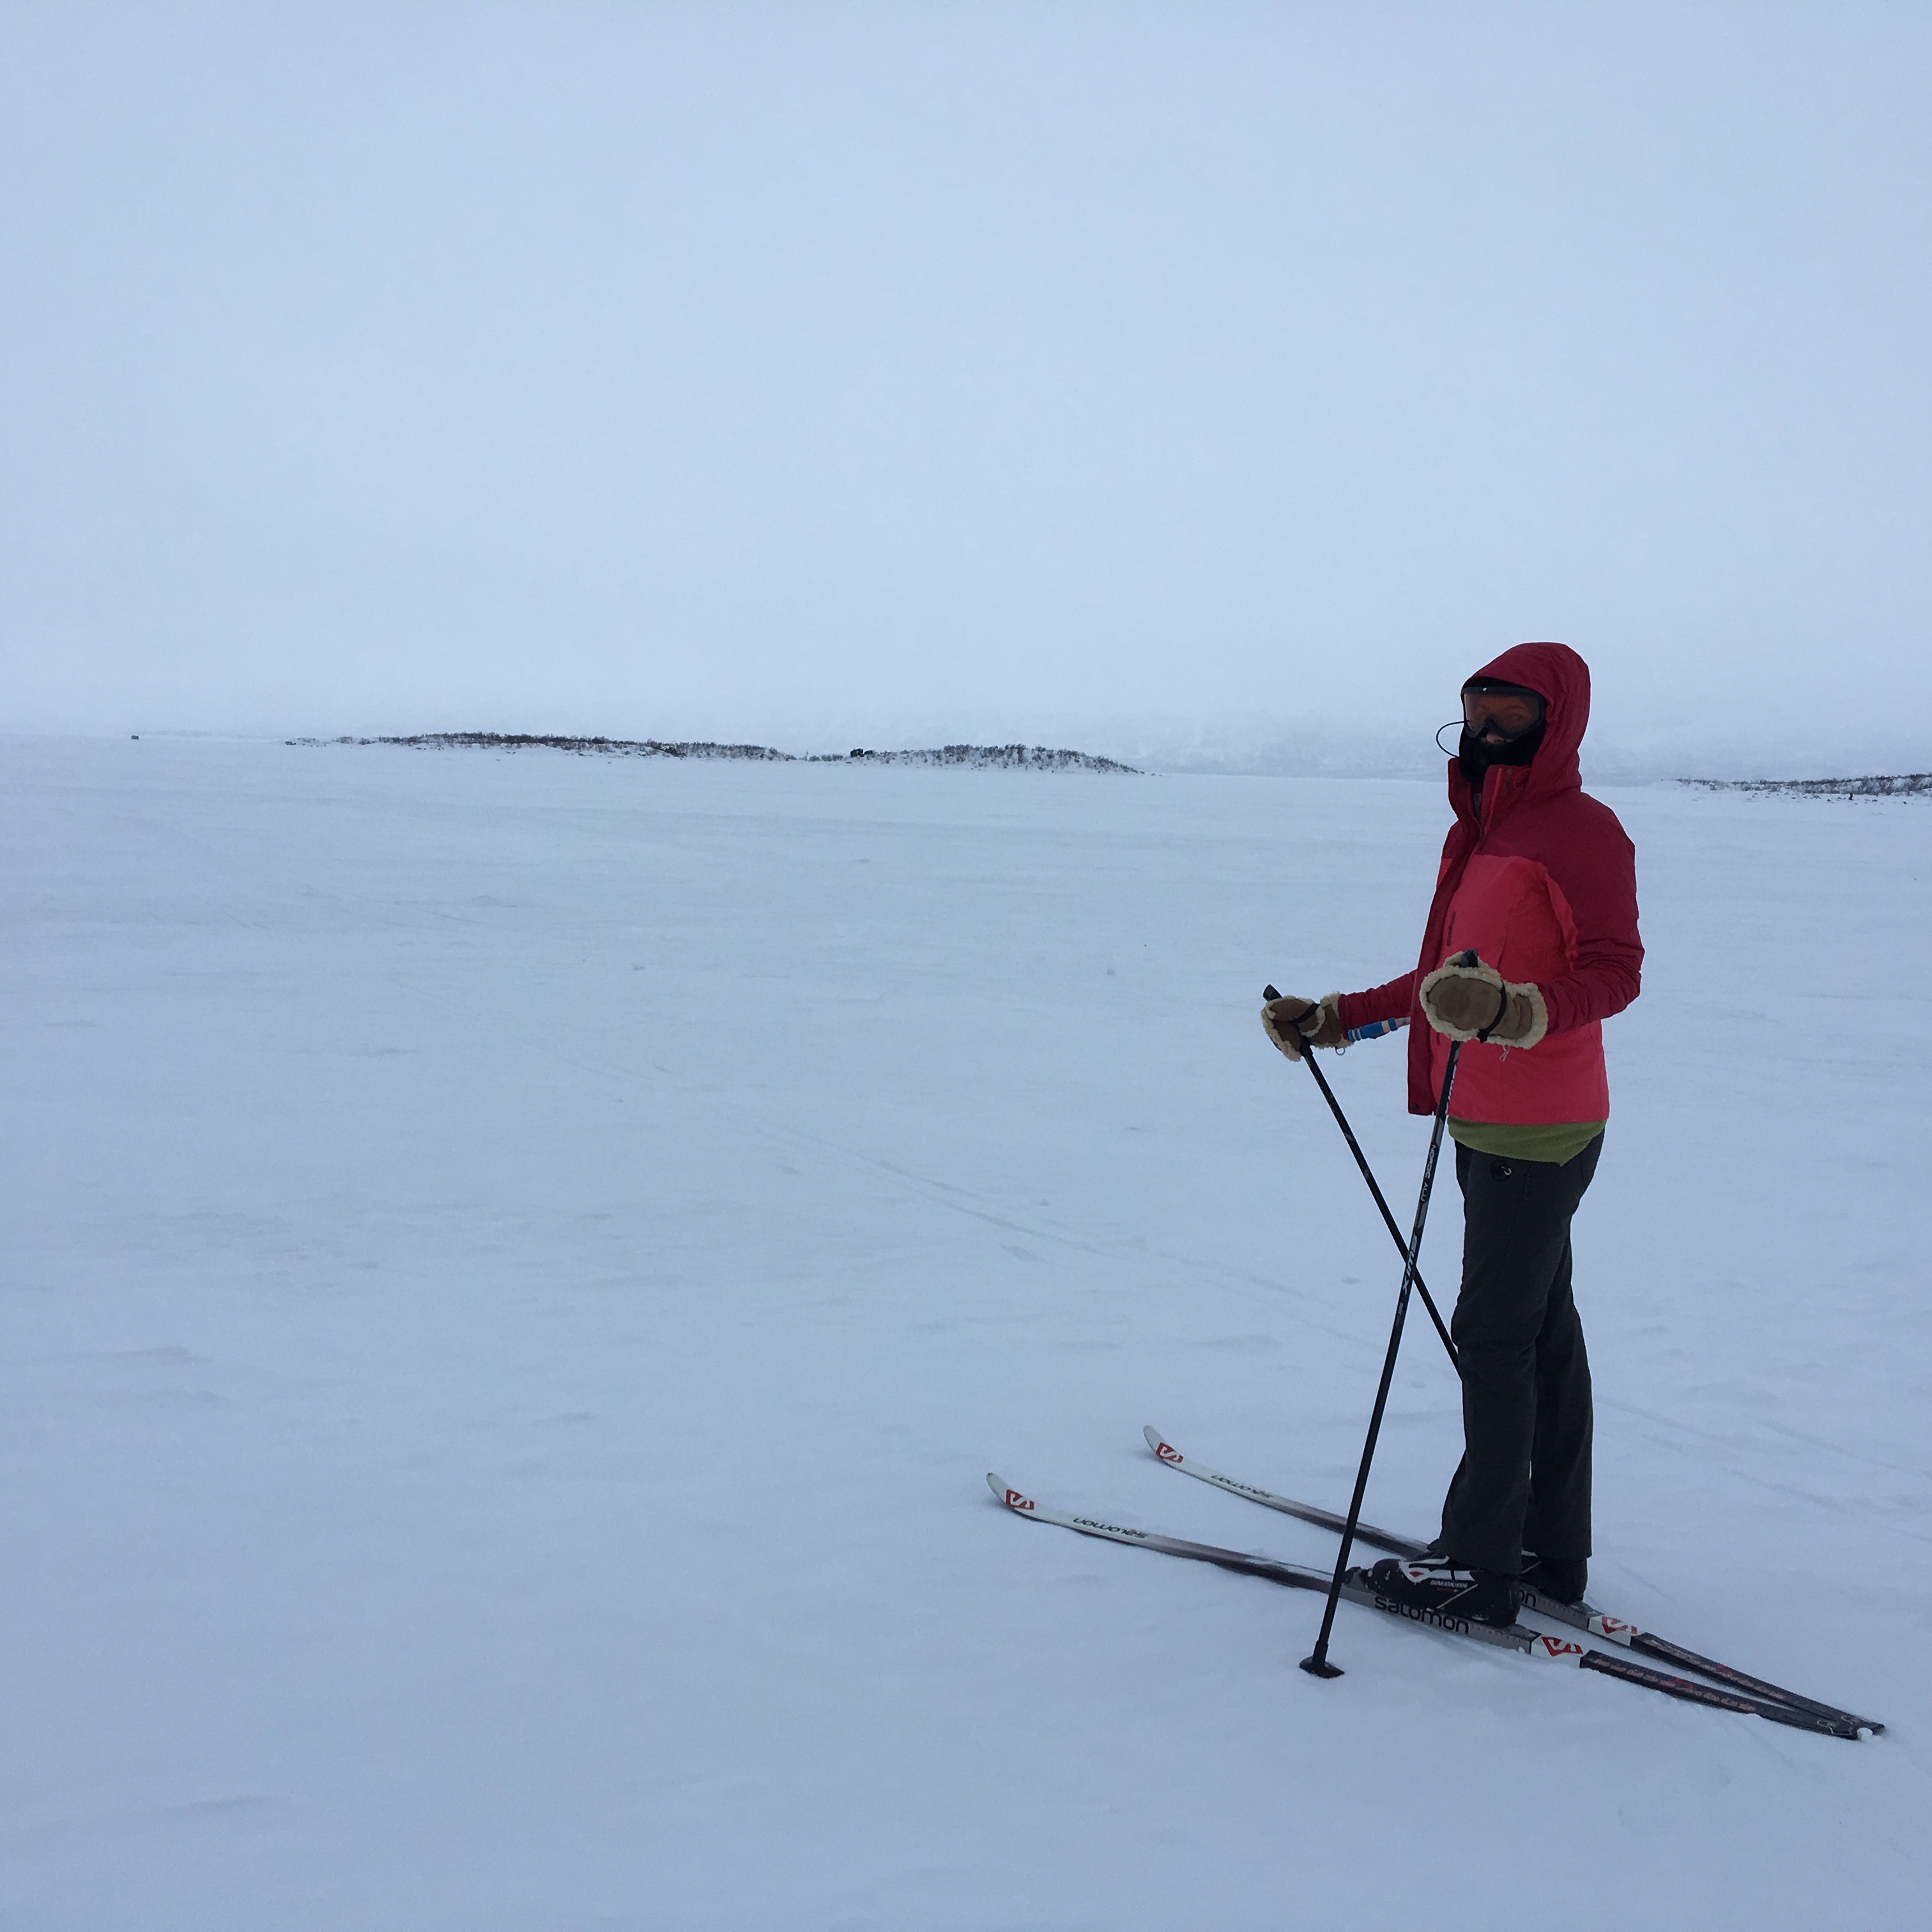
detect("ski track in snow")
[3,735,1930,1931]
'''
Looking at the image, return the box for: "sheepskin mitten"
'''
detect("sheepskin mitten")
[1261,992,1346,1059]
[1418,957,1549,1048]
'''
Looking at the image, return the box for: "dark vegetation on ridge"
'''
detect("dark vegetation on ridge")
[1683,773,1932,799]
[288,733,1141,772]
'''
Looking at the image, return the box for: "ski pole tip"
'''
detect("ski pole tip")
[1299,1653,1345,1680]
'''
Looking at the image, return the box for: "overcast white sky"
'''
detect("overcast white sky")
[3,3,1928,770]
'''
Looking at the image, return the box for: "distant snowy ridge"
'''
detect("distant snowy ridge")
[285,733,1140,772]
[1682,772,1932,799]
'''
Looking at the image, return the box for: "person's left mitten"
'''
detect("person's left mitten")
[1418,956,1547,1047]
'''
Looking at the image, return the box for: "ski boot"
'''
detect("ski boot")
[1365,1554,1519,1627]
[1521,1553,1588,1605]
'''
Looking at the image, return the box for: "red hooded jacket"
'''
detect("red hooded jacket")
[1335,642,1642,1122]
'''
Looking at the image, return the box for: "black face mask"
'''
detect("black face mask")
[1458,719,1545,790]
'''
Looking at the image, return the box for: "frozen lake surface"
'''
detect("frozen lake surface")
[5,737,1929,1929]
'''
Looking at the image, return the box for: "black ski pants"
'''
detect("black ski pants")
[1438,1133,1602,1575]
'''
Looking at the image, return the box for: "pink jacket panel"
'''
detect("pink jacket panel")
[1425,854,1611,1124]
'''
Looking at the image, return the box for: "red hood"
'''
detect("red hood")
[1453,640,1591,820]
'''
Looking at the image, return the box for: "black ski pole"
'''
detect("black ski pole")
[1264,986,1457,1371]
[1299,950,1475,1680]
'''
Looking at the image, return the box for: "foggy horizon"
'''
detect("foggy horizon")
[5,4,1929,776]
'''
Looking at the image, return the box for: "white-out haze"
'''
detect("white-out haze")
[3,3,1928,773]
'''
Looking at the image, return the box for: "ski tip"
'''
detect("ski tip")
[1143,1425,1184,1466]
[986,1473,1038,1514]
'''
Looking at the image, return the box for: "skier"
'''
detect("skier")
[1261,641,1641,1625]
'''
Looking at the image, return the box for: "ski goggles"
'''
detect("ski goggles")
[1461,684,1546,740]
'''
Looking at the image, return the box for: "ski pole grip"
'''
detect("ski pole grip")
[1344,1016,1406,1043]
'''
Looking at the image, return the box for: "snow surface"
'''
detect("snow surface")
[6,736,1929,1931]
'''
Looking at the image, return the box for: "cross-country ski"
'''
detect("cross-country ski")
[1140,1427,1883,1736]
[986,1475,1867,1740]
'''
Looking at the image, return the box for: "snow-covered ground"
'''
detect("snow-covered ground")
[6,736,1929,1930]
